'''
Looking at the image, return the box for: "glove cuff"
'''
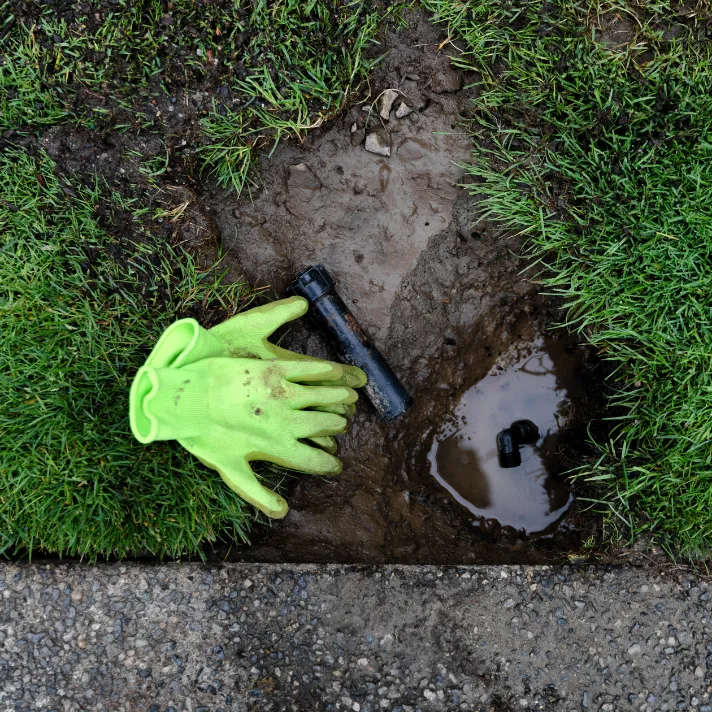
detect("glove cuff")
[130,365,212,443]
[145,318,226,368]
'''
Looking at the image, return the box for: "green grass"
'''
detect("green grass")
[424,0,712,556]
[0,147,275,559]
[0,0,403,559]
[2,0,403,193]
[7,0,711,560]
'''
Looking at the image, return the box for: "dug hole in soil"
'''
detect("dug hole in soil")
[205,15,606,565]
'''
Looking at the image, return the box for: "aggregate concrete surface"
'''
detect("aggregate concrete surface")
[1,564,711,712]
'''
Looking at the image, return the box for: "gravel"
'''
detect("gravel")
[0,564,711,711]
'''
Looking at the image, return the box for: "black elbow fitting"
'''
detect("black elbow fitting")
[288,264,413,421]
[496,419,540,468]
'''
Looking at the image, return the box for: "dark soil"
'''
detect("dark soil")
[17,8,611,563]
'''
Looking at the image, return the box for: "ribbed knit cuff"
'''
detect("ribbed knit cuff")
[129,365,212,443]
[144,318,226,369]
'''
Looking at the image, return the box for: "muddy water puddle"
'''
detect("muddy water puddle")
[429,338,584,536]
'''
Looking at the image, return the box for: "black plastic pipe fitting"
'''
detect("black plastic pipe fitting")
[288,264,413,421]
[496,419,540,468]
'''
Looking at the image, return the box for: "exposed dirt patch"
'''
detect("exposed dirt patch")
[204,14,607,564]
[210,20,474,342]
[24,9,608,563]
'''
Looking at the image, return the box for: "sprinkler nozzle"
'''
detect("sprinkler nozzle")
[288,264,413,421]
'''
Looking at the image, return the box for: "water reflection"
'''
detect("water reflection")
[428,337,583,535]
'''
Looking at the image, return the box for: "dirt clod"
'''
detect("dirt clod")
[351,128,366,147]
[431,56,463,93]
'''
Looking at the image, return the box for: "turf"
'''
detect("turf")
[3,0,401,193]
[424,0,712,557]
[0,147,270,559]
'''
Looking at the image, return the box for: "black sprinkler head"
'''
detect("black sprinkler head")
[496,419,540,468]
[288,264,412,421]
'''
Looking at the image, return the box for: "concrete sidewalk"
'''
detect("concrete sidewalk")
[0,564,710,712]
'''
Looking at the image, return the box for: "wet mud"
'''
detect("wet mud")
[208,14,606,564]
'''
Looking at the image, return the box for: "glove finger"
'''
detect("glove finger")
[268,345,367,388]
[312,402,357,419]
[216,296,308,341]
[190,451,289,519]
[306,436,338,454]
[277,359,344,383]
[310,365,367,388]
[290,410,348,439]
[265,440,342,476]
[287,383,358,409]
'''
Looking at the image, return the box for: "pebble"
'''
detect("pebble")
[395,103,412,119]
[379,89,400,119]
[364,130,392,157]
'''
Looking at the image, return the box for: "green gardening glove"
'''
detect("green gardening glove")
[130,357,358,518]
[143,296,366,453]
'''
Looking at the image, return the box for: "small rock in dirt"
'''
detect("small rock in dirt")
[431,63,462,94]
[405,73,420,81]
[351,129,366,147]
[380,89,400,119]
[351,122,358,133]
[395,103,413,119]
[352,180,366,195]
[627,643,641,655]
[365,130,392,157]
